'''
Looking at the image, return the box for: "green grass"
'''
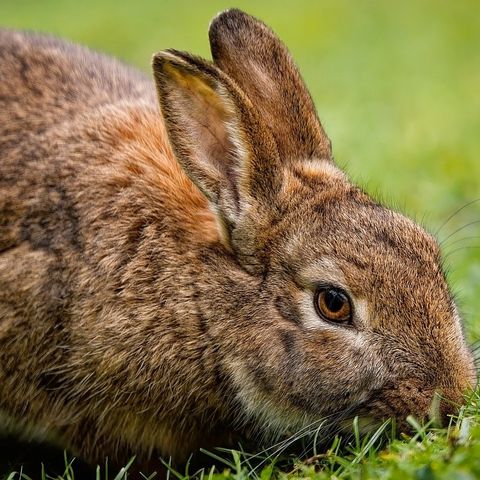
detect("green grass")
[203,393,480,480]
[2,0,480,478]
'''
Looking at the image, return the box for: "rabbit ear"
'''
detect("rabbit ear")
[152,50,280,244]
[209,9,332,161]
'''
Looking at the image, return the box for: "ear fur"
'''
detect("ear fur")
[209,8,332,161]
[152,50,280,245]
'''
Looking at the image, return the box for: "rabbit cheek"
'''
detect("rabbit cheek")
[226,360,307,435]
[223,331,315,434]
[226,327,383,439]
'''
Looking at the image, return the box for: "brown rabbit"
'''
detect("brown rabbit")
[0,8,476,469]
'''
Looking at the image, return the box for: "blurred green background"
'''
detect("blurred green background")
[2,0,479,337]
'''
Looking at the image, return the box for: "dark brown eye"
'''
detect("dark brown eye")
[314,287,352,324]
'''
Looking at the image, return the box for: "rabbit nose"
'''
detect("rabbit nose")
[427,355,477,427]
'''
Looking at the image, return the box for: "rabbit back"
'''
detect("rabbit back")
[0,29,222,462]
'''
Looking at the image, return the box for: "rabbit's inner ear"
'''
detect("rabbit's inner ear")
[153,52,251,220]
[165,66,243,194]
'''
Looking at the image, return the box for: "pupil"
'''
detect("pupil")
[326,290,344,312]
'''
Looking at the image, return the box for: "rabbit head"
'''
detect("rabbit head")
[152,9,476,441]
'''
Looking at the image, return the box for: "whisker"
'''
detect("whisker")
[305,406,361,456]
[308,407,362,456]
[435,198,480,236]
[442,245,480,261]
[442,235,480,251]
[439,220,480,247]
[247,400,365,475]
[253,416,337,462]
[261,405,358,454]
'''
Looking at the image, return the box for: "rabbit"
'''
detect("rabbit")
[0,7,476,470]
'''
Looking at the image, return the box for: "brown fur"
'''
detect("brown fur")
[0,9,476,471]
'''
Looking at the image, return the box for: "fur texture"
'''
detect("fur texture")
[0,9,476,468]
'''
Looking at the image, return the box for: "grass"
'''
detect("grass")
[202,395,480,480]
[1,0,480,478]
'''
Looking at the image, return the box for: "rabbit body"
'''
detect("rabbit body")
[0,10,476,468]
[0,30,228,462]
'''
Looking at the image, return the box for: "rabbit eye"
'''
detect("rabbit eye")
[315,287,352,324]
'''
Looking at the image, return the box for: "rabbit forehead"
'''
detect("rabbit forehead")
[280,189,441,274]
[272,194,453,323]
